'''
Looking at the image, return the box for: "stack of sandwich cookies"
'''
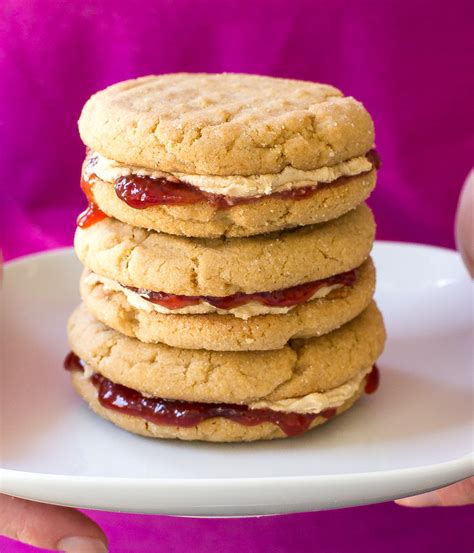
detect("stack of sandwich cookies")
[66,73,386,442]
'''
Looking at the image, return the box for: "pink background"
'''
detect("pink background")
[1,1,473,551]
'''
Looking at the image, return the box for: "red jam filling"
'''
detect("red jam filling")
[114,174,321,209]
[77,177,106,228]
[80,150,380,222]
[125,269,357,311]
[64,353,379,437]
[364,364,380,394]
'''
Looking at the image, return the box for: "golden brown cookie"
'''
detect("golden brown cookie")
[67,302,386,404]
[78,73,374,176]
[80,258,375,351]
[71,372,365,442]
[87,169,376,238]
[74,203,375,296]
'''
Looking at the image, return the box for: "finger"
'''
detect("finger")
[395,476,474,507]
[0,495,108,552]
[455,169,474,277]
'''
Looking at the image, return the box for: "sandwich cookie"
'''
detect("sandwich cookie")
[80,153,377,238]
[66,302,386,442]
[78,73,376,237]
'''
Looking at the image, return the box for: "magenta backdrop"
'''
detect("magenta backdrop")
[1,1,473,552]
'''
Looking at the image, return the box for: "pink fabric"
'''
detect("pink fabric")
[1,1,473,551]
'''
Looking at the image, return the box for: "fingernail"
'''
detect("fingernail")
[395,490,441,507]
[57,536,108,553]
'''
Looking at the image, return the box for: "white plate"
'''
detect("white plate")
[0,243,472,516]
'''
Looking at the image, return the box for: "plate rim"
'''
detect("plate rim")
[1,455,472,516]
[1,454,473,488]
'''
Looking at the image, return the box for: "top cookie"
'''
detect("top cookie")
[79,73,374,176]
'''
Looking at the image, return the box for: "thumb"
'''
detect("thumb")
[395,476,474,507]
[455,169,474,277]
[0,494,108,552]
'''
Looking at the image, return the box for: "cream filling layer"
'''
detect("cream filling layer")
[84,151,373,198]
[248,365,371,414]
[86,272,341,320]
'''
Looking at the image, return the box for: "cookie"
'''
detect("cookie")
[80,258,375,351]
[67,301,386,404]
[74,203,375,296]
[86,168,376,238]
[79,73,374,176]
[70,371,365,442]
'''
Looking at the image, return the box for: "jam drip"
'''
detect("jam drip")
[366,149,381,170]
[64,351,84,371]
[364,364,380,394]
[77,177,106,228]
[64,352,344,437]
[126,269,357,311]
